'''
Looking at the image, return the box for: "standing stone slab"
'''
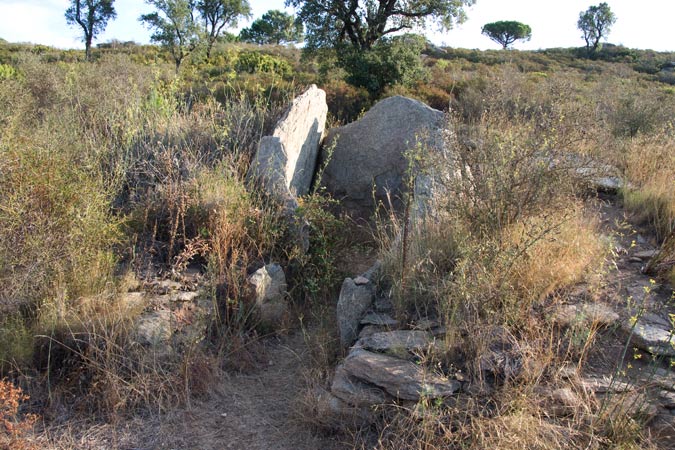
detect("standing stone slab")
[320,96,445,213]
[249,85,328,198]
[249,263,288,328]
[337,278,375,348]
[135,310,173,347]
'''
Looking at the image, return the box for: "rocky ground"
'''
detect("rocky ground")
[37,190,674,449]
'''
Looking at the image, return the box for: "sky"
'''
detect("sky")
[0,0,673,52]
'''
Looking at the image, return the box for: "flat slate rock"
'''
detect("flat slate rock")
[342,348,460,401]
[360,312,399,327]
[355,330,433,356]
[633,249,658,260]
[581,377,634,393]
[551,302,619,327]
[331,366,389,407]
[624,313,675,357]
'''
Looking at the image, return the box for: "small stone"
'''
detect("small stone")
[153,280,182,294]
[633,249,658,260]
[353,276,370,285]
[413,318,439,331]
[659,391,675,409]
[581,377,633,393]
[135,310,173,346]
[358,325,385,339]
[360,312,398,327]
[355,330,434,358]
[583,303,619,326]
[592,176,623,193]
[546,387,584,417]
[552,302,618,327]
[249,264,288,328]
[172,291,199,302]
[312,387,373,428]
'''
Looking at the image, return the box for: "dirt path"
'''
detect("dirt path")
[41,332,347,450]
[139,333,347,450]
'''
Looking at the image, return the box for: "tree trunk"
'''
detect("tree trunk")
[85,34,92,61]
[206,40,213,59]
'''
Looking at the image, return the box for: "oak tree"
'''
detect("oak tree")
[239,10,303,45]
[577,2,616,53]
[286,0,475,51]
[140,0,200,72]
[195,0,251,58]
[65,0,117,61]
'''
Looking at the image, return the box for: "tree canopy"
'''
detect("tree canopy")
[65,0,117,61]
[239,10,303,45]
[577,2,616,53]
[286,0,475,51]
[140,0,200,72]
[481,21,531,49]
[195,0,251,57]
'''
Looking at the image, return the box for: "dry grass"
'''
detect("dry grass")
[502,207,606,306]
[368,79,662,448]
[622,130,675,241]
[0,53,297,427]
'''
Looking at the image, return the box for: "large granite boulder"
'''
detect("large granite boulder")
[248,85,328,200]
[320,96,445,214]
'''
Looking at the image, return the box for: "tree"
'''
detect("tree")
[286,0,475,51]
[577,2,616,53]
[140,0,200,72]
[481,20,531,49]
[195,0,251,58]
[239,10,303,45]
[65,0,117,61]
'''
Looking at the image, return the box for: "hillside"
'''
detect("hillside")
[0,40,674,449]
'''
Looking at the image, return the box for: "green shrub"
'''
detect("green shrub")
[0,64,18,80]
[236,50,292,76]
[338,34,427,96]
